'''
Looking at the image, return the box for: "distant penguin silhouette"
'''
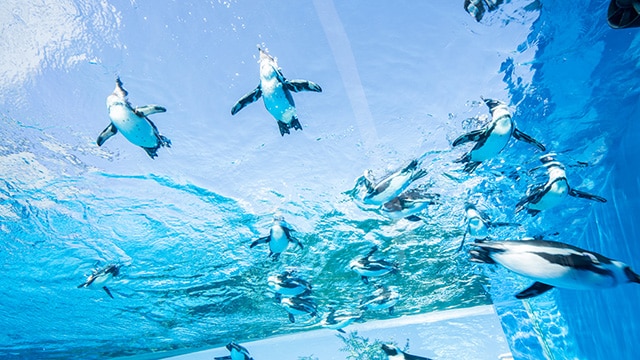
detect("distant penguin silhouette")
[77,263,120,299]
[381,344,433,360]
[469,239,640,299]
[231,47,322,136]
[516,154,607,216]
[320,308,361,333]
[457,203,519,252]
[358,159,427,206]
[381,189,440,221]
[280,296,317,323]
[214,341,254,360]
[453,98,545,173]
[268,270,312,301]
[360,285,400,314]
[250,216,303,261]
[350,245,398,284]
[97,77,170,158]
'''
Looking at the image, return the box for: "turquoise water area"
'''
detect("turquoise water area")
[1,1,639,359]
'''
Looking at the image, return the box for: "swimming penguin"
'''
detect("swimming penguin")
[457,203,520,252]
[381,189,440,221]
[250,216,303,261]
[358,159,428,206]
[350,245,398,284]
[515,153,607,216]
[214,342,254,360]
[77,263,121,299]
[97,77,171,158]
[231,47,322,136]
[360,285,400,314]
[381,344,433,360]
[268,270,312,301]
[320,308,361,333]
[452,98,545,173]
[469,239,640,299]
[280,296,317,323]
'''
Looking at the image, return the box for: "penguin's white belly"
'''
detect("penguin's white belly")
[493,251,615,290]
[109,106,158,148]
[269,227,289,254]
[470,119,512,161]
[529,181,568,210]
[353,266,391,277]
[261,80,296,124]
[365,174,411,205]
[90,274,111,287]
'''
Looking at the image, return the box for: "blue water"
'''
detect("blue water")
[1,0,639,359]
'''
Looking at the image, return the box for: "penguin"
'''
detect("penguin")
[280,296,317,323]
[320,308,361,333]
[250,216,303,261]
[214,341,254,360]
[231,47,322,136]
[360,285,400,314]
[457,203,520,252]
[515,154,607,216]
[381,344,433,360]
[97,77,171,158]
[469,239,640,299]
[452,98,545,173]
[267,270,312,301]
[350,245,399,284]
[464,0,486,21]
[358,159,428,206]
[381,189,440,221]
[77,263,120,299]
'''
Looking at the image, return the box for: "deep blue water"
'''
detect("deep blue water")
[1,0,639,359]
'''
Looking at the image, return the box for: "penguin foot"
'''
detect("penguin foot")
[290,117,303,131]
[160,135,172,148]
[278,121,291,136]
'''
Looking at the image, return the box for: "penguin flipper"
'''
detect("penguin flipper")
[134,105,166,117]
[569,188,607,203]
[515,282,554,299]
[285,79,322,93]
[97,123,118,146]
[456,232,468,253]
[231,86,262,115]
[288,313,296,323]
[361,276,369,284]
[102,286,114,299]
[337,328,346,334]
[512,128,546,151]
[250,236,270,248]
[290,236,304,250]
[452,129,485,147]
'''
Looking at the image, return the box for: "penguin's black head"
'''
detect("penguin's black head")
[464,202,477,211]
[624,266,640,284]
[381,344,400,356]
[481,97,505,110]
